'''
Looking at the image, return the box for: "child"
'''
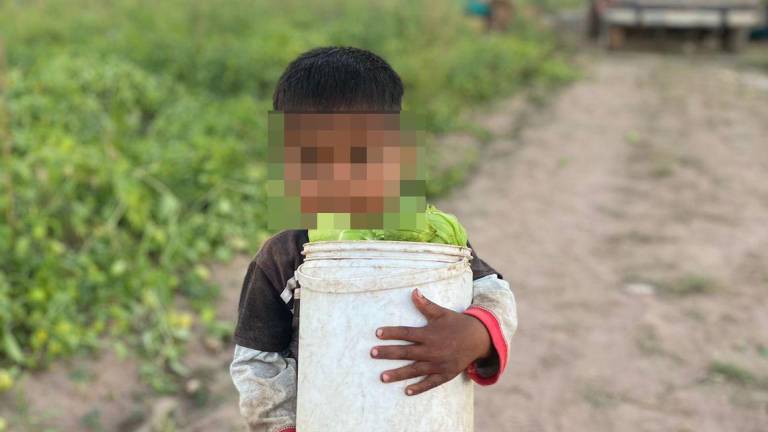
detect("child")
[230,46,518,432]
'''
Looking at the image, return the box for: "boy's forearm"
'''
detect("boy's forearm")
[230,345,297,432]
[464,274,518,384]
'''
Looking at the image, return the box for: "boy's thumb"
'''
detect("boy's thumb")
[412,288,444,320]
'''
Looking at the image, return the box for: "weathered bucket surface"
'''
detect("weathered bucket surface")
[295,241,474,432]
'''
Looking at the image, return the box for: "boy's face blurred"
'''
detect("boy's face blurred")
[267,112,426,230]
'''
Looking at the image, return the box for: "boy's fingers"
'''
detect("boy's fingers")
[412,288,446,320]
[371,344,430,361]
[405,373,450,396]
[376,326,426,342]
[379,361,433,383]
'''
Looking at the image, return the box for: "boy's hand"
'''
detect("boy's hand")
[370,288,493,396]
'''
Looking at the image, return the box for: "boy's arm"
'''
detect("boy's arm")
[371,240,517,395]
[231,231,306,432]
[230,344,297,432]
[463,273,518,385]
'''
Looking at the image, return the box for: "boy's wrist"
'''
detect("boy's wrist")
[464,312,494,361]
[462,306,509,385]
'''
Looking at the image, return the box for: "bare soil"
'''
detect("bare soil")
[3,51,768,432]
[450,52,768,432]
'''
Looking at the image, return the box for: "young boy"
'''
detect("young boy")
[230,47,518,432]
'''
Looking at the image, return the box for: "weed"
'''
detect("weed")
[676,154,707,173]
[625,131,642,145]
[636,325,664,356]
[581,382,621,409]
[69,366,93,384]
[635,324,685,364]
[758,345,768,359]
[682,308,706,322]
[708,361,757,387]
[657,275,720,297]
[80,409,104,432]
[650,161,675,178]
[648,149,678,178]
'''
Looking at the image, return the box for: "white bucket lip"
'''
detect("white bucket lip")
[301,240,472,258]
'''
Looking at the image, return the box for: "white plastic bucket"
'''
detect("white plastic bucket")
[294,240,474,432]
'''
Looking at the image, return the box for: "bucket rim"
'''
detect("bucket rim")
[301,240,471,258]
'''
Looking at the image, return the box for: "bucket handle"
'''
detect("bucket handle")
[295,259,470,294]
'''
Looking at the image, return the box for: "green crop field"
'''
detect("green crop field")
[0,0,574,392]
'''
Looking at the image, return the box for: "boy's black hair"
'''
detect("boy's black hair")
[272,46,403,112]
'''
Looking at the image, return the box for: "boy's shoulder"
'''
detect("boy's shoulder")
[259,229,309,250]
[253,229,309,267]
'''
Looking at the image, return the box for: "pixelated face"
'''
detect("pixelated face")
[267,112,426,230]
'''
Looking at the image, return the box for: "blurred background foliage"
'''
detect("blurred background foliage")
[0,0,574,390]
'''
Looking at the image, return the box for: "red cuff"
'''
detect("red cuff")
[277,428,295,432]
[463,305,508,386]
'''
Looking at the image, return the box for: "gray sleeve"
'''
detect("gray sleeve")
[469,273,518,377]
[230,344,297,432]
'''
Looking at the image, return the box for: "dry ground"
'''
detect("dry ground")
[3,51,768,432]
[452,52,768,432]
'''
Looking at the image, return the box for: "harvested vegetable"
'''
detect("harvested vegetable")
[308,205,467,246]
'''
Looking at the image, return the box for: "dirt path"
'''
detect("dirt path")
[443,53,768,432]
